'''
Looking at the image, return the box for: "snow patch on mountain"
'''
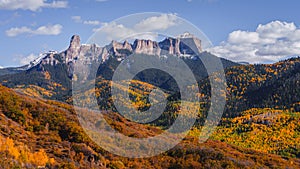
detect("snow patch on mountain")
[27,51,58,70]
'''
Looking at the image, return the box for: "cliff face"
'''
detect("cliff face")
[158,33,202,56]
[63,35,107,64]
[53,33,202,66]
[65,35,81,63]
[107,40,133,57]
[131,33,202,56]
[34,33,203,78]
[133,39,161,56]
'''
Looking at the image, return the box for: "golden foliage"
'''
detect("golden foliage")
[0,136,53,167]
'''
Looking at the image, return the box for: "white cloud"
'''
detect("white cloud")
[208,20,300,63]
[134,14,178,32]
[95,0,108,2]
[228,31,260,44]
[6,24,62,37]
[93,14,179,41]
[93,22,135,40]
[34,24,62,35]
[6,26,31,37]
[71,16,82,23]
[0,0,68,11]
[256,21,296,39]
[43,0,67,8]
[83,20,100,25]
[71,16,100,26]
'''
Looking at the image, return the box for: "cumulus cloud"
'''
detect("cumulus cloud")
[71,16,100,25]
[134,14,178,32]
[93,13,179,41]
[71,16,82,23]
[93,22,136,40]
[6,24,62,37]
[228,31,260,44]
[83,20,100,25]
[208,21,300,63]
[0,0,68,11]
[256,21,296,39]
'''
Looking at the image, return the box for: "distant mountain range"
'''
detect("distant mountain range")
[0,33,238,100]
[0,34,299,168]
[1,34,300,116]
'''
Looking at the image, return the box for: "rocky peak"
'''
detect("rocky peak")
[63,33,202,62]
[178,33,202,54]
[25,33,206,81]
[65,35,81,63]
[158,33,202,56]
[107,40,133,57]
[102,32,203,57]
[158,38,179,55]
[36,33,203,72]
[123,40,132,50]
[133,39,161,56]
[69,35,81,49]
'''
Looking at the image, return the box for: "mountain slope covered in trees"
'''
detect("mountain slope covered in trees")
[0,84,299,168]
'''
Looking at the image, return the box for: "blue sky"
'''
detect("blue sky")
[1,0,300,67]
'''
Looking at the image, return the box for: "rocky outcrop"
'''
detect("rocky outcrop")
[159,38,179,55]
[60,33,202,66]
[65,35,81,63]
[79,44,103,62]
[63,35,106,64]
[133,39,161,56]
[107,40,133,57]
[40,52,59,66]
[159,33,202,56]
[34,33,203,78]
[179,33,202,55]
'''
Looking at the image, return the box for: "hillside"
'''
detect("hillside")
[211,108,300,158]
[0,84,299,168]
[191,57,300,118]
[226,57,300,115]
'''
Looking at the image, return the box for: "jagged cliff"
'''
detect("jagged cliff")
[58,32,203,66]
[0,33,239,101]
[30,33,203,78]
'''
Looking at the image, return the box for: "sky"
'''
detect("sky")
[1,0,300,67]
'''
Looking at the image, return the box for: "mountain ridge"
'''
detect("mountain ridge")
[0,34,238,101]
[0,34,300,168]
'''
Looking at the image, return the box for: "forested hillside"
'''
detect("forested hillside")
[0,84,299,168]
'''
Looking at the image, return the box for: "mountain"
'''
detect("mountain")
[1,34,300,119]
[0,65,28,76]
[224,57,300,116]
[1,34,300,116]
[0,34,239,101]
